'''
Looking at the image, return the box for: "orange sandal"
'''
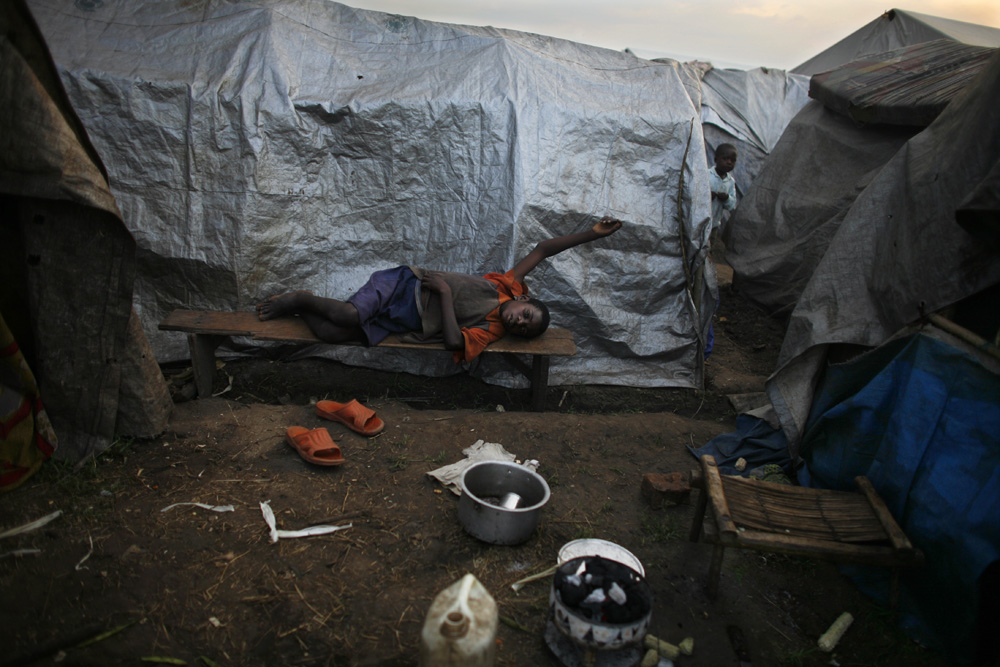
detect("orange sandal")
[315,399,385,436]
[284,426,345,466]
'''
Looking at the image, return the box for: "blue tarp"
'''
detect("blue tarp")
[800,332,1000,665]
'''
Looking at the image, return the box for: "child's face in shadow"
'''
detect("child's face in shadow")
[715,149,737,176]
[500,299,543,337]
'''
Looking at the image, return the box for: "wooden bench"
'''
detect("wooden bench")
[158,309,576,411]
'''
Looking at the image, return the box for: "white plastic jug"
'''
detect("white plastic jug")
[419,573,498,666]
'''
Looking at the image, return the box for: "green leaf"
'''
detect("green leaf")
[75,621,136,648]
[141,657,187,665]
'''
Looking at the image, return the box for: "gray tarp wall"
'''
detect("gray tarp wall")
[651,60,811,230]
[698,66,810,209]
[27,0,718,389]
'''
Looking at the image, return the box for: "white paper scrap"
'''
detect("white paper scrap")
[259,501,352,543]
[161,502,236,513]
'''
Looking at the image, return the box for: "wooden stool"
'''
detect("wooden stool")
[689,455,923,608]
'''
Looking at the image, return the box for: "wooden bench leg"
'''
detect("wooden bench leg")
[690,488,708,543]
[529,355,550,411]
[188,333,225,398]
[500,353,551,411]
[707,544,725,599]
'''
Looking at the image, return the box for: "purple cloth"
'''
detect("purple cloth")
[346,266,422,346]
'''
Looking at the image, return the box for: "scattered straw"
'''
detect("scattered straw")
[74,535,94,571]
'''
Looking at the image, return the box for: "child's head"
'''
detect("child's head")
[714,143,738,176]
[500,296,550,338]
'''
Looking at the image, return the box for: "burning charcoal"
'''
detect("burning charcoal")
[605,601,632,623]
[556,555,653,625]
[607,582,651,623]
[556,574,588,607]
[583,558,611,579]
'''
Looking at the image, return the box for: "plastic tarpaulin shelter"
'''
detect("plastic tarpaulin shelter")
[1,0,171,463]
[764,48,1000,451]
[726,99,919,317]
[717,20,1000,663]
[800,329,1000,666]
[793,8,1000,76]
[26,0,717,389]
[808,39,998,127]
[698,67,810,205]
[650,60,812,219]
[727,39,996,318]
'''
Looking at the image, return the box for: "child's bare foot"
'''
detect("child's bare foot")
[257,290,312,320]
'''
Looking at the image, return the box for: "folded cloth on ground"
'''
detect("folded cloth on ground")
[426,439,539,495]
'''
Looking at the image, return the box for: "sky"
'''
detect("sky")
[338,0,1000,70]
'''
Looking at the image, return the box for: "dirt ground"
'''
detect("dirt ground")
[1,269,948,666]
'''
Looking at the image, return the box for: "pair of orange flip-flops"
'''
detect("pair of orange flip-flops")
[285,400,385,467]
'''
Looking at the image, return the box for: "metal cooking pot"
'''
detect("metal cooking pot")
[458,461,550,545]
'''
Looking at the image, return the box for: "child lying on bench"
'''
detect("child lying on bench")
[257,216,623,364]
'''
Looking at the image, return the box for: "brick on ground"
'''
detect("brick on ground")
[641,472,691,508]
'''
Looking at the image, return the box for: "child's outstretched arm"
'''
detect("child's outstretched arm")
[510,216,623,282]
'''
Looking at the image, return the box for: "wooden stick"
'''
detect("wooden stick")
[927,313,1000,361]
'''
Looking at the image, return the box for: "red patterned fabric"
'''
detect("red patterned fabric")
[0,313,57,492]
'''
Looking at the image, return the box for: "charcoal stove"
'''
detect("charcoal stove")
[546,555,653,667]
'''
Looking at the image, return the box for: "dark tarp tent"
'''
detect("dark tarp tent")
[793,8,1000,76]
[725,40,1000,667]
[1,1,172,464]
[726,38,997,318]
[744,45,1000,446]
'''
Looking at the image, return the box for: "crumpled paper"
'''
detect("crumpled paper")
[426,439,539,496]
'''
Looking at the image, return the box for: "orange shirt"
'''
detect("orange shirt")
[455,270,527,363]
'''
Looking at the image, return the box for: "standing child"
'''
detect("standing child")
[709,143,738,237]
[257,216,623,364]
[705,143,737,360]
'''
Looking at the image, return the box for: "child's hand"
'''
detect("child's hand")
[421,271,451,295]
[593,216,623,236]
